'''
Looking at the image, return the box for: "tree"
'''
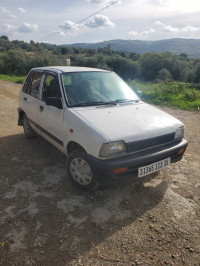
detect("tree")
[106,56,141,80]
[157,68,172,81]
[179,53,188,60]
[0,50,28,74]
[0,35,9,41]
[186,71,196,83]
[194,62,200,83]
[139,53,163,81]
[61,47,68,55]
[129,52,139,61]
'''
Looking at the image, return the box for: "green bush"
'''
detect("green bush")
[128,80,200,110]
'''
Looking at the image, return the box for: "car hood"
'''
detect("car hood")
[73,102,183,143]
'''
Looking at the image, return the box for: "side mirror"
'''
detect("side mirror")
[137,90,142,98]
[46,97,63,109]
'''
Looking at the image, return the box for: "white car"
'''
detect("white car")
[18,66,188,190]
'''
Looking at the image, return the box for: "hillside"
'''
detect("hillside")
[63,38,200,58]
[1,36,200,84]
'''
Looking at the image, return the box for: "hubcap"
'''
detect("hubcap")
[70,158,92,185]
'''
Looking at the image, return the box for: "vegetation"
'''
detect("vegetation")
[1,36,200,84]
[1,35,200,110]
[129,80,200,110]
[0,74,25,84]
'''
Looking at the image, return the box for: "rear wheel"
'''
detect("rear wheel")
[22,114,36,138]
[67,151,98,191]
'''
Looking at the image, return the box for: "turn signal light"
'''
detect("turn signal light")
[113,167,128,174]
[177,148,185,155]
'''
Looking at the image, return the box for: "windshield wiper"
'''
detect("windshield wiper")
[71,99,139,107]
[71,101,117,107]
[114,99,140,103]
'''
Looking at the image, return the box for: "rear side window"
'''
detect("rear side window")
[22,71,43,99]
[30,72,43,98]
[22,72,33,94]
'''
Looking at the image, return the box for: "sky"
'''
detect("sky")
[1,0,200,44]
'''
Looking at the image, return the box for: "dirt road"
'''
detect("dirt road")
[0,80,199,265]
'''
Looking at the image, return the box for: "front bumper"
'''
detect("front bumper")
[88,139,188,184]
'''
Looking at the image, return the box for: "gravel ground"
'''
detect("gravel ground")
[0,80,199,266]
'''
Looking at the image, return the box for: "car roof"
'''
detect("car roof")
[31,66,110,73]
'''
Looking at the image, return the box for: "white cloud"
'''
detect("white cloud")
[87,0,105,2]
[1,22,38,35]
[7,14,17,19]
[48,14,115,40]
[155,21,200,33]
[17,7,26,13]
[59,20,78,31]
[128,28,155,39]
[49,20,83,38]
[154,21,163,26]
[85,14,115,28]
[18,23,38,33]
[0,6,9,13]
[55,20,83,36]
[2,23,17,32]
[140,0,167,5]
[51,29,66,36]
[87,0,122,7]
[86,0,122,7]
[0,6,17,20]
[59,31,65,36]
[87,0,114,3]
[1,0,200,43]
[182,25,200,32]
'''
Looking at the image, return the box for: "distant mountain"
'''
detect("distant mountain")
[63,38,200,58]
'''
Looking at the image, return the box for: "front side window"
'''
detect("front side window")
[42,73,61,102]
[62,71,139,107]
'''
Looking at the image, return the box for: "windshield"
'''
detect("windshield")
[61,71,139,107]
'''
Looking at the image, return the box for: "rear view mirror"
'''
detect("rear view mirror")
[46,97,63,109]
[137,91,142,98]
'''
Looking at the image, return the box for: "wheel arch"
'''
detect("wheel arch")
[18,108,25,126]
[67,141,86,156]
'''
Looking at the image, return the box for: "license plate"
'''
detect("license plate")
[138,157,170,178]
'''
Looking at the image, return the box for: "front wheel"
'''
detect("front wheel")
[67,151,98,191]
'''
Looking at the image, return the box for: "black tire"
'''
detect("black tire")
[22,114,36,138]
[67,151,98,191]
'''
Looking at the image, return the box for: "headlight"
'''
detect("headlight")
[99,141,127,158]
[174,126,185,140]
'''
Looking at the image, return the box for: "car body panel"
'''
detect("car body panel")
[38,102,65,153]
[19,91,40,133]
[73,102,183,143]
[63,107,109,158]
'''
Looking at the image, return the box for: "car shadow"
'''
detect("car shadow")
[0,133,168,265]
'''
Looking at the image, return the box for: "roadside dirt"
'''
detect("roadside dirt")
[0,80,199,266]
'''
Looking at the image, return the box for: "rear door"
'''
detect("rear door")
[38,72,65,152]
[20,70,44,131]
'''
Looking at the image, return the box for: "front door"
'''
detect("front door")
[38,72,65,152]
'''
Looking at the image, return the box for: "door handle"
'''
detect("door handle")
[40,106,44,112]
[23,97,27,101]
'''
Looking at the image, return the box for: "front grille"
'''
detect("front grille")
[127,132,175,153]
